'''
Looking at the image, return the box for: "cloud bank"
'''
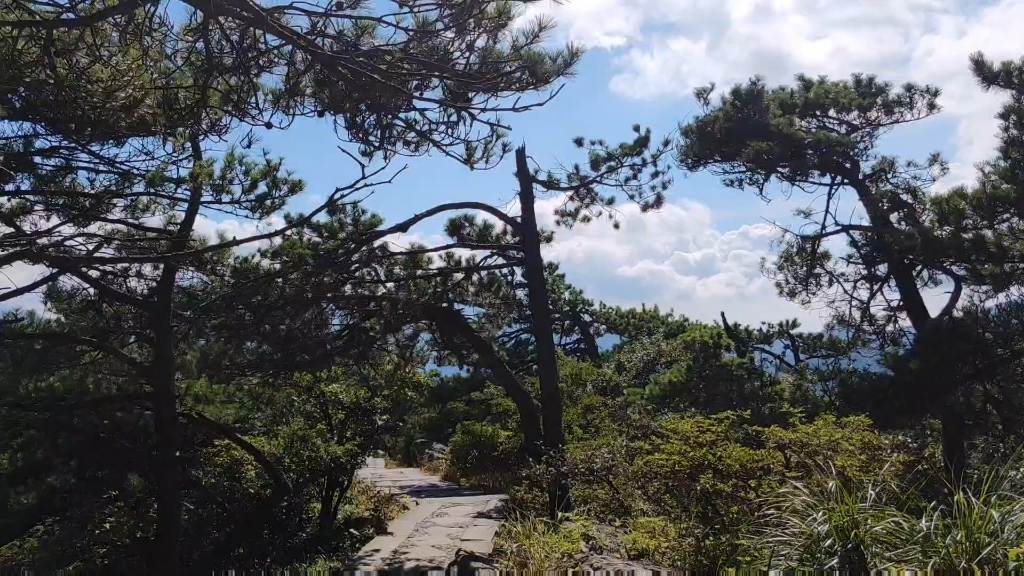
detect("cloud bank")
[513,0,1020,326]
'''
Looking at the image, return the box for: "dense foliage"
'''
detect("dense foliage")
[3,0,1024,570]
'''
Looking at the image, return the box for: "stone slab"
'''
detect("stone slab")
[347,499,443,568]
[350,457,507,570]
[456,539,495,555]
[433,505,481,517]
[460,524,498,542]
[428,516,478,527]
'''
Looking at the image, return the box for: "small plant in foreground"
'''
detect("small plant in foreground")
[913,463,1024,571]
[753,462,919,571]
[752,457,1024,572]
[493,511,597,570]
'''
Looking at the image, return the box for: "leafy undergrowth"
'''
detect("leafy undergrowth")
[420,453,449,478]
[417,357,1024,572]
[344,479,409,530]
[479,406,1024,572]
[441,421,525,493]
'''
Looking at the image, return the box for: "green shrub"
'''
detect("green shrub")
[556,410,918,570]
[342,479,408,532]
[622,517,679,566]
[445,421,525,492]
[752,462,917,571]
[622,516,748,571]
[419,450,450,478]
[913,467,1024,571]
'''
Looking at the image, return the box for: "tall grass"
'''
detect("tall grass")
[913,463,1024,570]
[754,462,917,571]
[492,457,1024,572]
[493,510,596,570]
[753,459,1024,572]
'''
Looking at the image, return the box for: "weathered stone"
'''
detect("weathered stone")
[456,539,495,555]
[435,505,481,517]
[350,457,506,570]
[406,527,464,545]
[460,524,498,542]
[428,516,476,528]
[469,518,501,529]
[395,545,447,559]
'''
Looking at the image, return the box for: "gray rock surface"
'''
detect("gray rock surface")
[348,457,506,572]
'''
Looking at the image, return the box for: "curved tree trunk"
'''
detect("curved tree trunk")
[852,175,969,487]
[425,303,545,462]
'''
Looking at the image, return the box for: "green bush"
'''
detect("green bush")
[445,421,525,492]
[752,463,917,571]
[913,468,1024,571]
[549,410,920,570]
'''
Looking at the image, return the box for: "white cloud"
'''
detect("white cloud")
[508,0,1024,326]
[382,193,811,325]
[0,215,289,312]
[528,0,1024,184]
[0,262,49,313]
[536,196,825,326]
[463,193,819,326]
[192,214,288,255]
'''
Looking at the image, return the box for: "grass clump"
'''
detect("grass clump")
[493,511,599,570]
[752,459,1024,572]
[914,466,1024,571]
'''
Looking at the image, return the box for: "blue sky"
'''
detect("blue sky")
[259,49,959,233]
[258,54,730,224]
[227,0,1022,330]
[6,0,1024,328]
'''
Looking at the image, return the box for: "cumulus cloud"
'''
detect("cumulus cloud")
[379,192,816,325]
[0,215,290,312]
[525,0,1023,185]
[536,196,826,326]
[441,193,821,326]
[507,0,1024,326]
[191,214,288,255]
[0,262,49,313]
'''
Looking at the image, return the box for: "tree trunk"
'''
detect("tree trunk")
[852,176,970,484]
[427,303,546,462]
[514,145,572,517]
[150,307,183,576]
[571,311,602,366]
[329,475,350,525]
[850,179,933,330]
[318,476,340,536]
[149,138,203,575]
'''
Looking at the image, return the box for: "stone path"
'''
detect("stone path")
[347,457,506,572]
